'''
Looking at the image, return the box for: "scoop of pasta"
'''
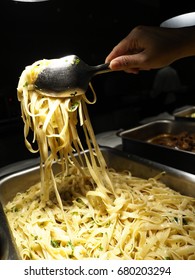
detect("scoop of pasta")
[17,59,115,207]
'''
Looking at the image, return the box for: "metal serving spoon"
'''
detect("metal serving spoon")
[34,55,111,97]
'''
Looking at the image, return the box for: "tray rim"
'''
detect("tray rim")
[118,119,195,156]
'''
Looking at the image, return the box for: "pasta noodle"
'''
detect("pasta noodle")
[16,59,115,204]
[4,59,195,260]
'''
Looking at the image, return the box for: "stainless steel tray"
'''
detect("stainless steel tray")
[1,147,195,259]
[118,119,195,174]
[173,106,195,122]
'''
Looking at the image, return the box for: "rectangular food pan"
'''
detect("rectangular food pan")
[1,147,195,259]
[118,119,195,174]
[173,106,195,122]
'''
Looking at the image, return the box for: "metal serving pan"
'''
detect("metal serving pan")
[118,119,195,174]
[1,147,195,259]
[173,106,195,122]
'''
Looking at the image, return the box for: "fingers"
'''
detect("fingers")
[105,47,125,64]
[108,53,147,72]
[105,36,131,63]
[109,60,140,74]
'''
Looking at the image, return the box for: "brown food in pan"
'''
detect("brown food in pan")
[148,131,195,152]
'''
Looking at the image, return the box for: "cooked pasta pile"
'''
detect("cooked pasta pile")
[4,58,195,260]
[5,166,195,260]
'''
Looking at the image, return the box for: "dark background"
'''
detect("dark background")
[1,0,195,167]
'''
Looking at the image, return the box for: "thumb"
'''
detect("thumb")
[109,53,146,71]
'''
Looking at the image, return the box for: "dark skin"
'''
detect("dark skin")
[105,25,195,74]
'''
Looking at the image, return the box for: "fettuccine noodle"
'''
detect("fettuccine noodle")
[4,59,195,260]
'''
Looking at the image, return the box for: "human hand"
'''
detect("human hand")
[105,25,192,74]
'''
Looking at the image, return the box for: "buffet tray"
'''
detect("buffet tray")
[1,147,195,259]
[118,119,195,174]
[173,106,195,121]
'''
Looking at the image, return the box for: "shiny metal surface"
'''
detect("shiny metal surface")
[174,106,195,121]
[118,120,195,174]
[1,147,195,259]
[160,12,195,28]
[35,55,111,97]
[0,203,21,260]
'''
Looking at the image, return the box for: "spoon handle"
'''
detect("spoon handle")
[90,63,111,76]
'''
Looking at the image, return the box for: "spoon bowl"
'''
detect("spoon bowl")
[34,55,111,97]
